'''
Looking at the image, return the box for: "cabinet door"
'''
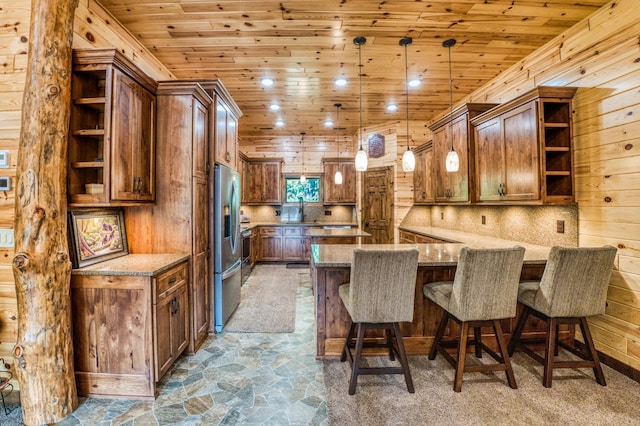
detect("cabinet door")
[155,291,174,379]
[413,148,434,203]
[226,113,238,170]
[322,162,341,203]
[172,283,189,359]
[283,237,305,261]
[502,101,539,201]
[193,99,208,180]
[433,114,470,202]
[192,177,209,347]
[476,118,504,201]
[259,237,282,261]
[110,69,155,202]
[432,125,449,201]
[261,162,282,203]
[245,162,263,203]
[341,162,357,204]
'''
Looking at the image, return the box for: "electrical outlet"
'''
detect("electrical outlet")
[275,210,281,216]
[0,229,14,248]
[481,215,486,225]
[325,210,332,216]
[557,220,565,234]
[440,212,444,220]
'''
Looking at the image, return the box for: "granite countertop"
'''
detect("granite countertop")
[309,228,371,238]
[311,235,551,267]
[72,253,190,276]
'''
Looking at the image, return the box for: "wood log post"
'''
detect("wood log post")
[13,0,79,424]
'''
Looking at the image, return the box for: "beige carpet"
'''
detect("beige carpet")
[223,264,301,333]
[324,351,640,425]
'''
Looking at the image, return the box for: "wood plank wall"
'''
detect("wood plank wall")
[455,0,640,370]
[0,0,174,367]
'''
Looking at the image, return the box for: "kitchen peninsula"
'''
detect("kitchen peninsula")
[310,234,553,358]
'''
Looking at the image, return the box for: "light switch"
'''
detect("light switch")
[0,177,9,191]
[0,150,8,168]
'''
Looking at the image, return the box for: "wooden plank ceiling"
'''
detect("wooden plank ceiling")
[98,0,610,143]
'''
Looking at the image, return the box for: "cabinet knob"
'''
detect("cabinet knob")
[226,152,231,162]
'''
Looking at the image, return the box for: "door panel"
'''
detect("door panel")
[362,167,393,244]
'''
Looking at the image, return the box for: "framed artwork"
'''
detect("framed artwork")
[368,133,385,158]
[68,208,129,268]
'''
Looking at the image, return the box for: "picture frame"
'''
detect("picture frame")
[68,208,129,268]
[368,133,385,158]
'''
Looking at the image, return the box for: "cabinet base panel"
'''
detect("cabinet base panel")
[75,372,157,400]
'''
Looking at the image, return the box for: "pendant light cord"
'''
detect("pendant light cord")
[447,41,454,150]
[358,42,363,150]
[403,39,410,150]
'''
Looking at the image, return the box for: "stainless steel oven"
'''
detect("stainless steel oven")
[241,229,251,284]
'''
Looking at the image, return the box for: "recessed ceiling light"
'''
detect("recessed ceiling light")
[270,104,280,111]
[275,119,284,127]
[386,104,398,112]
[408,79,421,87]
[334,78,348,87]
[325,119,333,127]
[261,78,274,86]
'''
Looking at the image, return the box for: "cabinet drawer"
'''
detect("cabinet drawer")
[283,227,303,236]
[155,262,188,302]
[260,227,282,236]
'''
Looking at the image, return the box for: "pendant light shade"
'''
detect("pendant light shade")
[400,37,415,172]
[299,132,307,184]
[354,36,368,172]
[334,103,343,185]
[443,38,459,173]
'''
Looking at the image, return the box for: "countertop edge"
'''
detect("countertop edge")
[72,254,190,277]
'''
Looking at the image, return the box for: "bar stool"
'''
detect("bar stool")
[508,245,617,388]
[423,246,525,392]
[339,248,419,395]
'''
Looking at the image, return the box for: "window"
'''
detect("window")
[285,177,321,203]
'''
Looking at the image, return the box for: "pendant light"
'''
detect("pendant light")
[299,132,307,184]
[400,37,416,172]
[443,38,460,173]
[334,103,343,185]
[353,36,368,172]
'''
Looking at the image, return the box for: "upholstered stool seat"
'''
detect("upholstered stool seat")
[339,248,419,395]
[423,246,525,392]
[508,245,617,388]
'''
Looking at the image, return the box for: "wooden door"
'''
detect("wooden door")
[475,117,504,201]
[110,68,138,201]
[361,167,394,244]
[503,101,539,201]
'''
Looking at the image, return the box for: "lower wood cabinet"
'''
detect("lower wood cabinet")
[258,226,283,261]
[399,229,448,244]
[71,256,189,400]
[283,227,305,261]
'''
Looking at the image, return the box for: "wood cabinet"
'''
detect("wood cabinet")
[71,256,189,400]
[201,81,242,170]
[429,103,497,203]
[244,159,283,204]
[69,48,157,206]
[472,87,577,204]
[250,227,259,266]
[258,226,283,261]
[398,229,448,244]
[283,227,305,261]
[126,81,212,353]
[322,159,357,204]
[413,142,434,204]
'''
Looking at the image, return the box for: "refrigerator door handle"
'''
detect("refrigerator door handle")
[222,259,242,280]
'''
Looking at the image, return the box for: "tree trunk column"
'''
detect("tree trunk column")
[13,0,79,424]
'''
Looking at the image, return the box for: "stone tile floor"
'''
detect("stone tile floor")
[2,267,328,425]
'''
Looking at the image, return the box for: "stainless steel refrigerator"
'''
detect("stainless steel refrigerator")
[214,164,242,332]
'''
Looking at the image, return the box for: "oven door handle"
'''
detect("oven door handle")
[222,259,242,280]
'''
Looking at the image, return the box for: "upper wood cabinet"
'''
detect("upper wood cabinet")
[201,81,242,170]
[429,103,497,203]
[244,159,283,204]
[322,159,356,204]
[69,48,158,206]
[471,86,577,204]
[413,142,434,204]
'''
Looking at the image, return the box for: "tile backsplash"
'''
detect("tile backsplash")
[402,204,578,247]
[240,204,356,224]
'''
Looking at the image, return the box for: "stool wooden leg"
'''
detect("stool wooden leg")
[430,311,449,360]
[508,306,529,356]
[579,317,606,386]
[494,320,517,389]
[454,322,470,392]
[543,317,557,388]
[341,320,355,363]
[386,328,395,361]
[392,322,414,393]
[348,323,365,395]
[474,327,482,358]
